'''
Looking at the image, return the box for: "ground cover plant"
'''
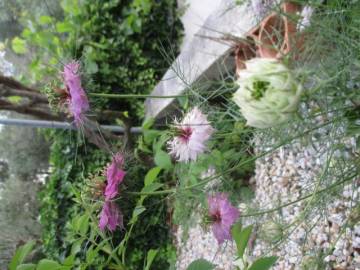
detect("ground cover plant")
[4,0,360,269]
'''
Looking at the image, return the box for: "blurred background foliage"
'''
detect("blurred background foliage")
[0,0,182,268]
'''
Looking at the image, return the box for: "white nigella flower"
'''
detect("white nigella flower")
[233,58,302,129]
[167,107,214,162]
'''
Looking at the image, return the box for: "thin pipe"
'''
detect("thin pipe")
[0,118,142,134]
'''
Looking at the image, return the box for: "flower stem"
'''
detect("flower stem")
[89,93,189,99]
[241,173,357,217]
[126,189,175,196]
[127,118,340,197]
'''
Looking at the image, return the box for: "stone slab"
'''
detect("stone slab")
[145,0,259,119]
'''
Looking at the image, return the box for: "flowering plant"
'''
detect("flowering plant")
[62,61,90,126]
[207,193,240,244]
[167,107,214,162]
[233,58,302,128]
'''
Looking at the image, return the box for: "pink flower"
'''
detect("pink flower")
[167,107,214,162]
[208,193,240,244]
[104,153,126,200]
[99,201,123,232]
[63,61,89,125]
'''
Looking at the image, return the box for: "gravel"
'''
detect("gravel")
[175,133,359,270]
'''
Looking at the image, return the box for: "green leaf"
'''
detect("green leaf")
[231,222,242,244]
[144,249,158,270]
[21,28,32,38]
[60,0,80,16]
[11,37,27,54]
[85,60,98,74]
[39,15,53,25]
[143,130,162,145]
[232,225,253,258]
[62,254,75,267]
[71,239,83,255]
[7,96,22,104]
[9,240,35,270]
[129,205,146,224]
[56,22,73,33]
[187,259,216,270]
[78,214,89,235]
[142,118,155,129]
[154,150,172,170]
[248,256,278,270]
[177,95,189,109]
[16,264,36,270]
[141,183,163,194]
[86,246,97,265]
[133,205,146,217]
[36,259,61,270]
[144,167,162,186]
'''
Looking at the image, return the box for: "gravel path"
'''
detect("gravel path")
[175,135,359,270]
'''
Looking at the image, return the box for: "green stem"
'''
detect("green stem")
[185,118,338,191]
[127,118,339,197]
[125,189,175,196]
[89,93,190,99]
[241,173,356,217]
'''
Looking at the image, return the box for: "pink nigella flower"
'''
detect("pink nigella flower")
[63,60,89,125]
[104,153,126,200]
[208,193,240,244]
[99,201,124,232]
[167,107,214,162]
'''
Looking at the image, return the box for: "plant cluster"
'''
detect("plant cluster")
[5,0,182,269]
[6,0,360,270]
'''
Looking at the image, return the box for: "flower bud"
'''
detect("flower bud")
[260,221,283,244]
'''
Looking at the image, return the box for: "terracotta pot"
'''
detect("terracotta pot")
[234,1,304,75]
[257,2,302,59]
[234,39,256,76]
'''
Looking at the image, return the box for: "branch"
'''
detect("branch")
[0,99,63,121]
[0,74,39,93]
[0,76,48,103]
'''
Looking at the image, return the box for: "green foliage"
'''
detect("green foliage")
[9,241,74,270]
[39,129,109,258]
[17,0,183,267]
[40,127,176,269]
[9,241,36,270]
[247,257,278,270]
[13,0,182,122]
[186,259,216,270]
[6,0,360,269]
[154,150,172,170]
[144,249,158,270]
[11,37,27,54]
[232,224,253,258]
[77,0,182,120]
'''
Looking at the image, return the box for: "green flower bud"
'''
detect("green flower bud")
[260,221,283,244]
[233,58,302,128]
